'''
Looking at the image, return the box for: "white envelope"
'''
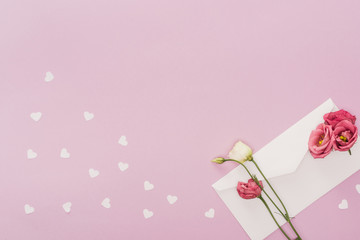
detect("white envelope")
[212,98,360,240]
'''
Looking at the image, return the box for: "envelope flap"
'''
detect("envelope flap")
[254,98,336,179]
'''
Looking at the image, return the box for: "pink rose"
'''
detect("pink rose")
[308,123,333,158]
[237,179,263,199]
[333,120,358,151]
[323,109,356,128]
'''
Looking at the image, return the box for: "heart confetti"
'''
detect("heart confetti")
[89,168,100,178]
[101,198,111,209]
[30,112,42,122]
[143,209,154,219]
[144,181,154,191]
[24,204,35,214]
[205,208,215,218]
[27,149,37,159]
[84,111,94,121]
[60,148,70,158]
[338,199,348,210]
[118,136,128,146]
[62,202,72,213]
[167,195,178,205]
[118,162,129,172]
[44,71,54,82]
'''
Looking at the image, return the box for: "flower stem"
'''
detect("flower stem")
[223,159,287,219]
[251,159,302,240]
[348,149,352,155]
[258,196,291,240]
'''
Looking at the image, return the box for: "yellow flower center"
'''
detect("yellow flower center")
[340,136,348,142]
[318,134,324,145]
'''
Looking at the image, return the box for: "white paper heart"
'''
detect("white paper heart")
[205,208,215,218]
[118,162,129,172]
[62,202,72,213]
[118,136,128,146]
[89,168,100,178]
[144,181,154,191]
[356,184,360,194]
[338,199,348,210]
[167,195,178,205]
[101,198,111,208]
[24,204,35,214]
[84,111,94,121]
[60,148,70,158]
[27,149,37,159]
[30,112,42,122]
[44,71,54,82]
[143,209,153,219]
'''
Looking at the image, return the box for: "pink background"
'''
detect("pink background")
[1,0,360,239]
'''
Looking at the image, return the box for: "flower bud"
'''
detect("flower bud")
[211,157,225,164]
[228,141,253,163]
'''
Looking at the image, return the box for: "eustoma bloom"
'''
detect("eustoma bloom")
[212,141,301,240]
[309,109,358,158]
[323,109,356,127]
[228,141,253,163]
[237,179,263,199]
[308,123,333,158]
[333,120,358,152]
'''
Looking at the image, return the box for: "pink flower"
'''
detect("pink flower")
[323,109,356,129]
[237,179,263,199]
[333,120,358,151]
[308,123,333,158]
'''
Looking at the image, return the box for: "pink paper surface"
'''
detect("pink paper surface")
[1,0,360,239]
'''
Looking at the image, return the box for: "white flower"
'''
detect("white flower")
[228,141,253,163]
